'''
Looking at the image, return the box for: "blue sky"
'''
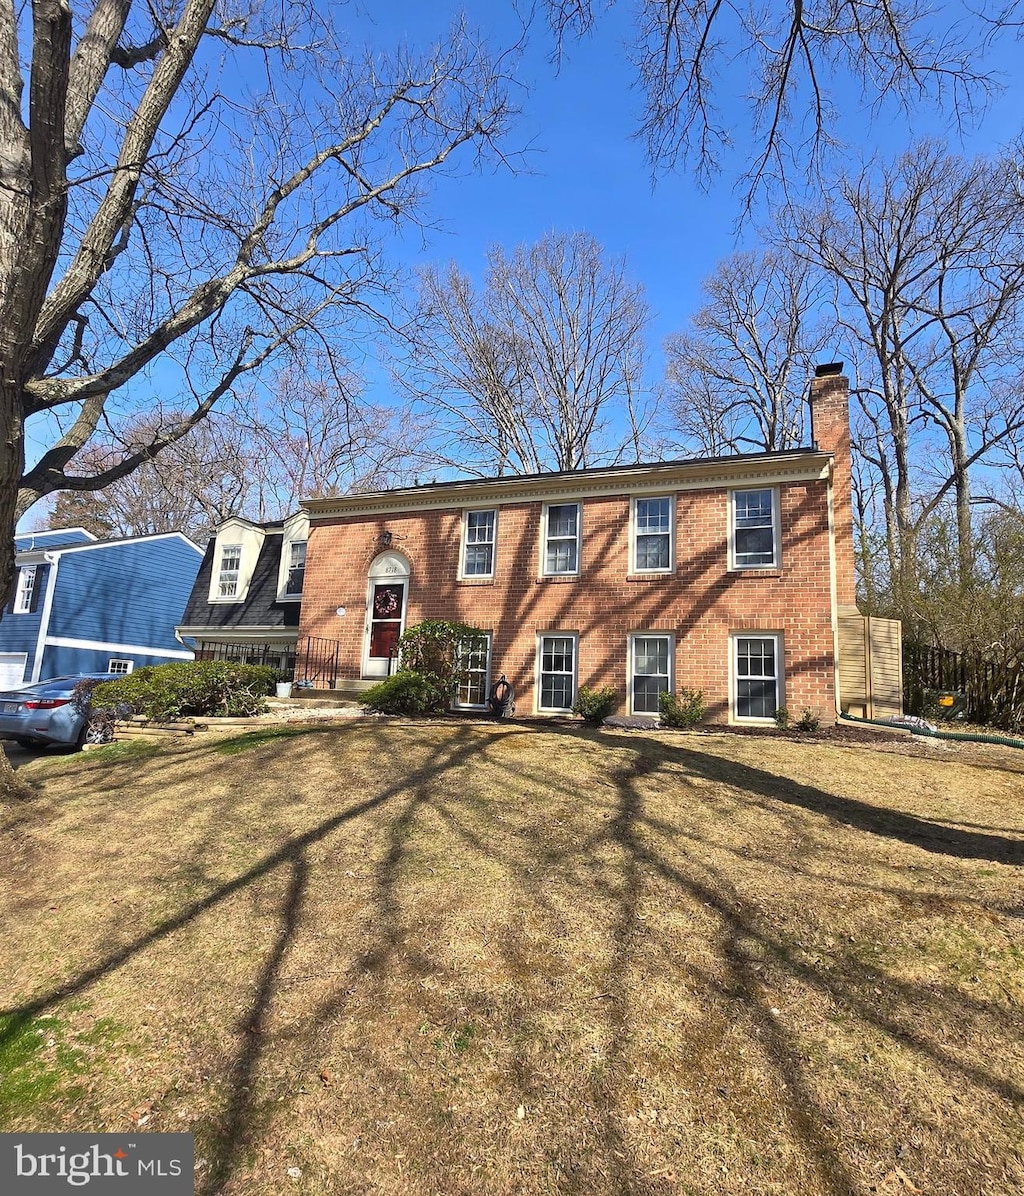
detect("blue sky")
[369,1,1023,387]
[21,2,1023,529]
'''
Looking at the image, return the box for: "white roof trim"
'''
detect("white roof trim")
[47,530,204,556]
[303,455,831,522]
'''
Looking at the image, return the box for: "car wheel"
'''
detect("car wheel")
[82,716,114,747]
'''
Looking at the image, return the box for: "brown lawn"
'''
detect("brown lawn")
[1,722,1023,1196]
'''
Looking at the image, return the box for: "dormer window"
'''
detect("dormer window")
[217,544,242,598]
[285,540,306,595]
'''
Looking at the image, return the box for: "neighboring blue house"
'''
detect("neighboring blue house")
[0,528,204,687]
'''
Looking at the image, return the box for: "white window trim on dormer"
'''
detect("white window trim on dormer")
[207,519,266,604]
[276,511,310,602]
[630,494,675,574]
[216,543,242,599]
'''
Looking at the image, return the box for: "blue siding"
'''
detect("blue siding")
[48,536,202,652]
[0,564,51,681]
[15,529,94,551]
[40,644,193,678]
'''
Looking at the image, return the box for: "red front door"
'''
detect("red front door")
[367,582,405,671]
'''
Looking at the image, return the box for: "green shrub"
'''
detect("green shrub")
[357,619,487,717]
[774,706,791,730]
[92,661,274,720]
[572,685,618,724]
[396,619,486,701]
[796,707,821,732]
[658,687,705,728]
[359,672,450,715]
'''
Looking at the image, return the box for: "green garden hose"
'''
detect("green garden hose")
[838,711,1024,750]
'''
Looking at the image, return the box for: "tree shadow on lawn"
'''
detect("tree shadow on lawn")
[2,721,1023,1195]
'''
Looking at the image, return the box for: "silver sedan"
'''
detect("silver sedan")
[0,673,120,749]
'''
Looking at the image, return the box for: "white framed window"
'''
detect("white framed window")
[537,633,578,713]
[733,633,782,721]
[629,634,674,715]
[632,496,675,573]
[454,633,492,708]
[217,543,242,598]
[542,503,581,576]
[14,566,37,613]
[731,488,779,569]
[284,539,306,596]
[461,510,496,579]
[107,658,134,675]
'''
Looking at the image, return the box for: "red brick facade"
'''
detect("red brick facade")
[300,379,855,723]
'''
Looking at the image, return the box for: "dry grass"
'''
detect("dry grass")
[2,722,1023,1196]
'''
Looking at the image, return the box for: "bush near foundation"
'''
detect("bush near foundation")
[91,661,274,720]
[658,688,706,728]
[359,619,486,716]
[572,685,618,724]
[359,672,450,716]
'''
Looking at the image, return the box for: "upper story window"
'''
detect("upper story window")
[217,543,242,598]
[462,510,496,578]
[543,503,580,576]
[731,488,779,569]
[107,658,134,675]
[632,496,674,573]
[285,540,306,596]
[14,566,37,613]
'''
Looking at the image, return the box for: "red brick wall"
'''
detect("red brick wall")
[810,372,856,607]
[299,477,840,722]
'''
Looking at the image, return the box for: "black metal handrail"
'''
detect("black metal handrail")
[192,635,341,689]
[295,636,341,688]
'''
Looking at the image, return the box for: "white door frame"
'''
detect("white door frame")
[362,551,411,678]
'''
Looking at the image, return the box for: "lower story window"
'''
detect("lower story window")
[631,634,673,714]
[455,634,491,708]
[734,634,781,720]
[538,634,577,712]
[107,658,134,675]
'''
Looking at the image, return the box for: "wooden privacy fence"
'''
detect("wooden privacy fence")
[903,641,1024,730]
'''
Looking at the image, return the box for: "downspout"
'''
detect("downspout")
[30,553,60,682]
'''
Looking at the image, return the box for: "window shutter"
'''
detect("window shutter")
[29,565,43,613]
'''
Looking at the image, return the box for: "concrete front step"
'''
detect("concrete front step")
[269,692,362,710]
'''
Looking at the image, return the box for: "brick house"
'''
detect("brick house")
[297,367,865,723]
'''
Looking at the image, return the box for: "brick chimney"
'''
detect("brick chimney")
[809,363,857,609]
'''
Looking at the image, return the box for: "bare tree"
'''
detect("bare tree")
[548,0,1012,194]
[399,231,651,476]
[662,250,828,456]
[787,142,1024,588]
[40,414,259,542]
[228,365,426,515]
[39,366,425,540]
[0,1,514,607]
